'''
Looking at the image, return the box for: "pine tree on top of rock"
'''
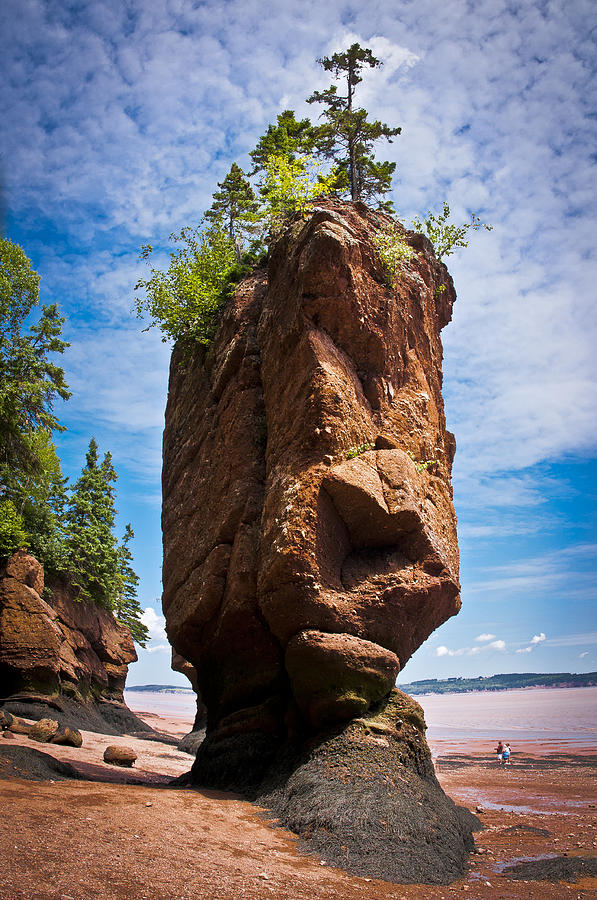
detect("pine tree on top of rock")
[307,43,401,209]
[204,163,261,262]
[249,110,317,176]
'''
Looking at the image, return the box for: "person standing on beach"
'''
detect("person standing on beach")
[496,740,504,765]
[502,743,511,766]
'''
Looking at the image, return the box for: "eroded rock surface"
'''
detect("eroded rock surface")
[0,551,149,735]
[162,201,469,881]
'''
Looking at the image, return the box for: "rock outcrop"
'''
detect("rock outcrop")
[0,550,150,735]
[162,201,471,882]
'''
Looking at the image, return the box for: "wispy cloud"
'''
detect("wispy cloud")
[3,2,595,493]
[545,632,597,648]
[144,643,170,655]
[436,637,507,657]
[466,544,597,601]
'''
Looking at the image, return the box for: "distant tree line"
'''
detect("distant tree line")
[135,43,491,346]
[0,238,149,645]
[397,672,597,695]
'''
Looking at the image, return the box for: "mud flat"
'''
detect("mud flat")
[0,692,595,899]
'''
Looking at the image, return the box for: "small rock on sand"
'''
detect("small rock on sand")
[0,710,14,729]
[8,717,31,735]
[50,726,83,748]
[29,718,59,743]
[103,745,137,767]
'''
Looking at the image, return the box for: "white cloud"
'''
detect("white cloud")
[475,633,496,642]
[516,632,546,654]
[489,640,506,651]
[145,643,171,655]
[140,607,167,642]
[3,2,595,496]
[436,638,506,657]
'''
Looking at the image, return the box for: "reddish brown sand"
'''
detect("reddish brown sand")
[0,709,595,899]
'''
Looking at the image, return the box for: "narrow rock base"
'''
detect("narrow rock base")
[190,691,479,884]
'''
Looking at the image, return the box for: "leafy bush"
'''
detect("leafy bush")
[407,451,438,473]
[262,154,339,229]
[134,220,237,344]
[0,499,29,558]
[346,442,374,459]
[411,202,492,261]
[372,221,414,283]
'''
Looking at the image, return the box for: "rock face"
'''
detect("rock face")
[162,201,470,881]
[0,551,149,735]
[0,551,136,701]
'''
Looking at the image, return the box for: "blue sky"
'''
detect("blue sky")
[2,0,595,686]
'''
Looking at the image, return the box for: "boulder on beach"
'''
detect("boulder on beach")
[0,710,14,730]
[50,725,83,748]
[103,745,137,767]
[8,717,31,735]
[28,718,59,743]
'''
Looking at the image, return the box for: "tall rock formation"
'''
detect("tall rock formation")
[162,201,475,882]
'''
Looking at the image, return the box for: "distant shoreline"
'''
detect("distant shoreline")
[397,672,596,695]
[126,684,194,693]
[126,672,597,697]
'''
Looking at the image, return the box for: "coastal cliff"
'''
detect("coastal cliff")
[0,550,149,734]
[162,200,474,882]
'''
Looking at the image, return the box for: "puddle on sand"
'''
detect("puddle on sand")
[473,799,584,815]
[492,853,558,874]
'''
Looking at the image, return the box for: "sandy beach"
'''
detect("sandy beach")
[0,688,595,899]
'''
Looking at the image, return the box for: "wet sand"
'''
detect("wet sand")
[1,697,596,899]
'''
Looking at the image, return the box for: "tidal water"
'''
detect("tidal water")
[125,685,597,749]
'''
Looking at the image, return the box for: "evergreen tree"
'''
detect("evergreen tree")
[114,524,149,646]
[63,438,120,608]
[7,428,69,574]
[204,163,261,261]
[249,110,317,175]
[307,43,401,207]
[0,238,70,488]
